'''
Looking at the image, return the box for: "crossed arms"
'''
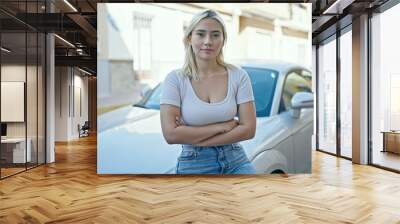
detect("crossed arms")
[160,102,256,147]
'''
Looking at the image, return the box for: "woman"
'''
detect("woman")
[160,9,256,174]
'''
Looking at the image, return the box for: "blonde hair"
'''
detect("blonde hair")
[181,9,230,80]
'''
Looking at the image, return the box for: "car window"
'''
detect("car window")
[242,67,279,117]
[279,70,312,113]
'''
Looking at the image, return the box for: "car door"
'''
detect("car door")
[278,69,313,173]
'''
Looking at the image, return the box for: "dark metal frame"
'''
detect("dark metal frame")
[336,24,341,158]
[25,2,28,171]
[315,18,353,162]
[315,0,400,172]
[315,44,319,151]
[0,0,47,180]
[45,0,47,165]
[338,23,353,161]
[315,32,342,158]
[367,10,372,166]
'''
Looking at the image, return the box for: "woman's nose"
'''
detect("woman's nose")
[204,35,212,45]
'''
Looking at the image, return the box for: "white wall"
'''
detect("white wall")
[1,65,26,141]
[55,67,68,141]
[55,67,89,141]
[1,65,34,137]
[72,73,89,137]
[1,63,46,164]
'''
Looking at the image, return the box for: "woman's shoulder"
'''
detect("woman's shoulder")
[165,69,187,82]
[227,64,249,81]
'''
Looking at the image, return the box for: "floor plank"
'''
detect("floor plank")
[1,135,400,223]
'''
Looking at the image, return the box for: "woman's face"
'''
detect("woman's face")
[190,18,224,62]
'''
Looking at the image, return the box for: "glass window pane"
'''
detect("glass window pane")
[318,37,337,154]
[0,1,46,179]
[340,29,352,158]
[371,4,400,171]
[1,32,27,177]
[27,31,38,169]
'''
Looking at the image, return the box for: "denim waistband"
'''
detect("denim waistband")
[182,143,239,150]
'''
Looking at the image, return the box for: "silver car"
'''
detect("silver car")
[98,62,313,174]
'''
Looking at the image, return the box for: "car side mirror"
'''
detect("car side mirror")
[290,92,314,119]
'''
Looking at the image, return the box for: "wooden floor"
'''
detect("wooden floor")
[1,135,400,223]
[373,151,400,171]
[0,167,25,178]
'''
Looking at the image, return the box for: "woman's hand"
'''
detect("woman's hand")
[175,116,185,126]
[175,116,237,133]
[219,119,239,133]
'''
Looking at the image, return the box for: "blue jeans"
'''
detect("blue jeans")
[175,143,256,174]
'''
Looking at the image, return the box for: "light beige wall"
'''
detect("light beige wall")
[1,64,44,163]
[1,65,33,138]
[55,66,70,141]
[55,67,89,141]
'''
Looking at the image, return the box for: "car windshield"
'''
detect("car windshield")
[134,83,162,110]
[135,67,279,117]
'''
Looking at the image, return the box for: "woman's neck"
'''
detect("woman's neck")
[196,59,224,77]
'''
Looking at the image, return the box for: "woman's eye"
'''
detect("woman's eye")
[197,33,204,37]
[213,34,220,38]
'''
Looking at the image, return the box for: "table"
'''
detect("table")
[381,131,400,154]
[1,138,31,163]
